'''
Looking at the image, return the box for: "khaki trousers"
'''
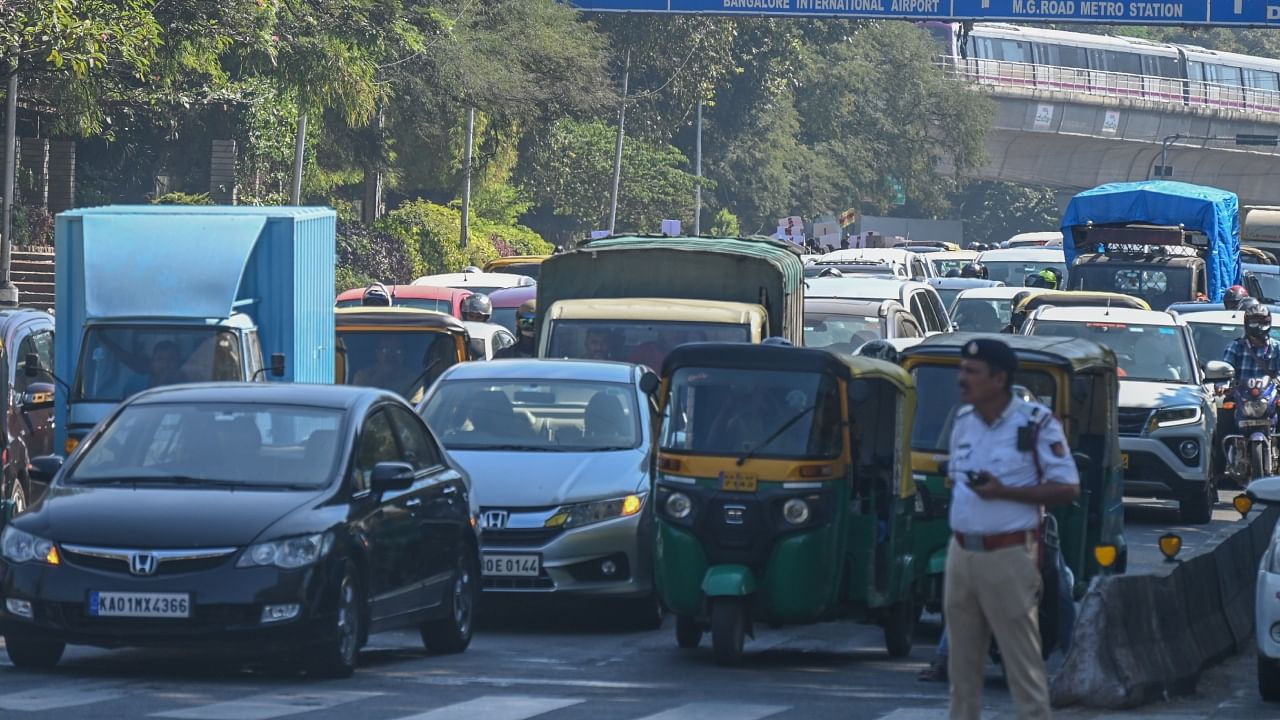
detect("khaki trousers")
[944,536,1050,720]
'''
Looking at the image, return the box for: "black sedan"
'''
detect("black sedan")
[0,383,479,677]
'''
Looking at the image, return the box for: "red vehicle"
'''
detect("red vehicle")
[335,285,473,319]
[487,286,536,334]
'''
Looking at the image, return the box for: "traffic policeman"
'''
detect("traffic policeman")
[946,338,1080,720]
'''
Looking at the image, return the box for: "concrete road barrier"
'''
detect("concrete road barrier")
[1051,505,1279,709]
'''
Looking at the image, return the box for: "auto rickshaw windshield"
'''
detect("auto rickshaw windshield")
[660,367,842,459]
[909,364,1059,453]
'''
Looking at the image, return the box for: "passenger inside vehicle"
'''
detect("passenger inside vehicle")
[584,393,630,446]
[954,300,1002,333]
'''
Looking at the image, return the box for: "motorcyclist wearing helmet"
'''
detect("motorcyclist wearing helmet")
[460,293,493,323]
[361,282,393,307]
[495,299,537,358]
[1223,285,1249,311]
[1224,303,1280,384]
[1026,268,1061,290]
[960,262,987,280]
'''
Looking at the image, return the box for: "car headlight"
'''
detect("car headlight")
[1148,406,1201,431]
[236,532,333,569]
[1245,400,1271,419]
[545,494,645,529]
[0,526,60,566]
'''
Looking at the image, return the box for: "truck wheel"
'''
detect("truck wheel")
[1179,481,1214,525]
[1260,655,1280,702]
[883,602,916,659]
[710,598,746,666]
[676,615,702,649]
[4,629,65,669]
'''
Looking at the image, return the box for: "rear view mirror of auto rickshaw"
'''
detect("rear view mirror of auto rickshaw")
[900,334,1126,621]
[652,342,924,665]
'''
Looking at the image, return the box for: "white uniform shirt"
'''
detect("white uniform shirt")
[947,397,1079,535]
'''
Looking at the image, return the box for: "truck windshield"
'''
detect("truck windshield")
[74,327,243,403]
[1029,320,1194,383]
[545,320,751,370]
[660,367,841,459]
[337,329,460,403]
[1067,264,1191,310]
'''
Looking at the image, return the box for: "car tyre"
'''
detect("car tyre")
[421,551,477,654]
[306,560,362,679]
[675,615,702,649]
[710,598,746,666]
[4,629,65,670]
[1179,480,1214,525]
[1260,654,1280,702]
[883,602,916,659]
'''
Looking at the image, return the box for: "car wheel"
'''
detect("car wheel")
[4,629,65,669]
[1179,481,1214,525]
[676,615,702,649]
[421,551,477,654]
[1260,654,1280,702]
[306,561,362,678]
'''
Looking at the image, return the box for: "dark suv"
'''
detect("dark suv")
[0,309,56,514]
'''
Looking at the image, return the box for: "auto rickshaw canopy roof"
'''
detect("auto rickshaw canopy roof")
[335,306,468,335]
[663,343,914,394]
[1014,290,1151,314]
[902,332,1117,375]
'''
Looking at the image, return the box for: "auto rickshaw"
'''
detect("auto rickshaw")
[483,255,549,280]
[899,333,1126,617]
[335,306,469,403]
[1007,290,1149,333]
[653,343,923,665]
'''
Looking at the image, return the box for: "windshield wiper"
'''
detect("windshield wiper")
[736,405,816,467]
[464,444,558,452]
[577,445,636,452]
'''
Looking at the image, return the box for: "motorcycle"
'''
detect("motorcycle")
[1223,374,1280,486]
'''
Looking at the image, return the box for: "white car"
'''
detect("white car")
[1005,231,1064,248]
[928,250,979,277]
[462,321,518,360]
[412,272,535,295]
[804,277,952,335]
[819,248,937,280]
[1248,475,1280,702]
[976,247,1067,286]
[1022,306,1234,523]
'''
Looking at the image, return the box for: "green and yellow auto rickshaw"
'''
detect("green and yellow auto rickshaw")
[653,342,923,665]
[899,333,1126,619]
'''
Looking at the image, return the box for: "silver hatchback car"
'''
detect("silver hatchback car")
[419,359,658,619]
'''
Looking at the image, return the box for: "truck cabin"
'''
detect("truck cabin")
[1066,225,1207,310]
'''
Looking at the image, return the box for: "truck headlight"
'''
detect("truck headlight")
[546,495,645,529]
[1148,406,1201,431]
[237,533,333,569]
[0,526,60,566]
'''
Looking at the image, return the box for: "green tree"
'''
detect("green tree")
[954,181,1061,247]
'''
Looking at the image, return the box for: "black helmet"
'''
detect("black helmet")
[945,268,962,278]
[460,293,493,321]
[817,267,844,278]
[1224,285,1249,311]
[960,262,986,279]
[361,282,393,307]
[1245,303,1272,341]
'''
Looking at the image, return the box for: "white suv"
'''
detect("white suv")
[1246,476,1280,702]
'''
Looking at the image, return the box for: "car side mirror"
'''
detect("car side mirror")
[467,338,486,361]
[1247,475,1280,504]
[1202,360,1234,383]
[28,455,64,484]
[24,352,39,379]
[270,352,286,378]
[370,461,415,493]
[21,382,55,411]
[639,370,660,396]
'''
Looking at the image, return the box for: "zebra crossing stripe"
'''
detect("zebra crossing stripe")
[0,681,135,711]
[389,695,584,720]
[629,701,789,720]
[151,690,381,720]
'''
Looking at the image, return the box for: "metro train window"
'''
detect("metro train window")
[1035,44,1087,69]
[1207,64,1243,87]
[1143,56,1181,79]
[1188,62,1205,81]
[1245,69,1279,91]
[1101,51,1142,76]
[1000,40,1029,63]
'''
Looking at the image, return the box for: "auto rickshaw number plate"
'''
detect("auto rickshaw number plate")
[1121,453,1129,470]
[721,472,758,492]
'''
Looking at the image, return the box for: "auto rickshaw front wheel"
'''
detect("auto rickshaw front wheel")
[883,602,917,658]
[711,598,747,665]
[676,615,702,649]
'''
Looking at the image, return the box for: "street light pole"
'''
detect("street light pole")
[290,95,308,205]
[694,98,703,236]
[0,61,19,307]
[607,48,630,236]
[1151,134,1181,180]
[460,107,474,250]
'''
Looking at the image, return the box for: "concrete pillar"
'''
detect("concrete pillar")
[18,138,48,207]
[47,141,75,213]
[209,139,237,204]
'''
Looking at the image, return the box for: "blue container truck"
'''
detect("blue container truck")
[52,205,336,455]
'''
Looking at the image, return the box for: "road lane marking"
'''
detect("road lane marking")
[151,690,381,720]
[631,702,789,720]
[390,696,583,720]
[406,675,671,689]
[0,681,135,711]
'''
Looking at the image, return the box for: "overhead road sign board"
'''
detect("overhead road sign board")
[568,0,1278,27]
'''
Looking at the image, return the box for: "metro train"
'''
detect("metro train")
[925,22,1280,114]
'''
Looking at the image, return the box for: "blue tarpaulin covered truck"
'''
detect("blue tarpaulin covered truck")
[1060,181,1242,308]
[52,205,336,455]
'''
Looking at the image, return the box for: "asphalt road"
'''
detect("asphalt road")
[0,491,1264,719]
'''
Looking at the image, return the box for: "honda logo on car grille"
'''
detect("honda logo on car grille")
[481,510,509,530]
[129,553,158,576]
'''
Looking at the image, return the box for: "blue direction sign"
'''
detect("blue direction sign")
[668,0,947,15]
[952,0,1207,24]
[1209,0,1280,26]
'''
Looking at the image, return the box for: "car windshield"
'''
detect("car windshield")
[1254,273,1280,303]
[422,380,641,451]
[1067,264,1191,310]
[660,367,841,459]
[932,259,970,276]
[337,330,460,403]
[911,365,1057,452]
[951,297,1011,333]
[1029,320,1194,383]
[74,326,244,403]
[67,403,344,489]
[983,260,1066,286]
[336,298,454,313]
[1189,322,1280,364]
[934,287,963,308]
[545,320,750,369]
[804,313,882,350]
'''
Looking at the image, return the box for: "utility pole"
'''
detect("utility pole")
[0,60,20,307]
[289,95,307,205]
[607,48,630,235]
[694,99,703,235]
[460,107,474,249]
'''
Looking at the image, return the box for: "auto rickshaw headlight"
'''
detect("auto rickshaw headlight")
[782,498,811,525]
[665,492,693,519]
